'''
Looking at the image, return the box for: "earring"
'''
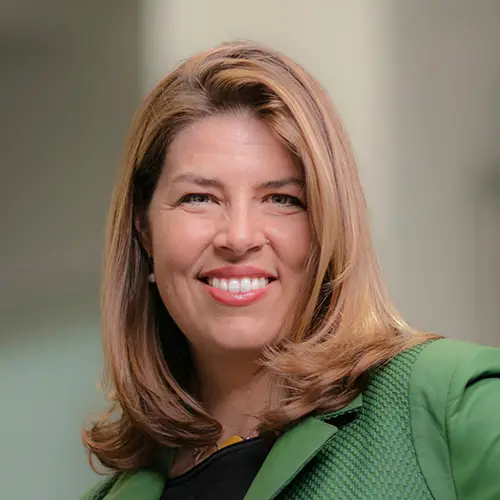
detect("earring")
[146,252,155,283]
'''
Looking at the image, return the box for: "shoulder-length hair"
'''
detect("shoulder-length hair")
[83,40,432,472]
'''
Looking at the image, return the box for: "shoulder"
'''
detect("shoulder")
[409,338,500,499]
[79,475,119,500]
[409,338,500,421]
[410,337,500,392]
[80,470,165,500]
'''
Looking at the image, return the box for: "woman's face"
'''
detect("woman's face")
[146,114,310,356]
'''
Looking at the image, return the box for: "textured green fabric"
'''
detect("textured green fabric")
[280,343,433,499]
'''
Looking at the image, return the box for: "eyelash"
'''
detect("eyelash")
[178,193,215,205]
[179,193,305,209]
[265,194,305,208]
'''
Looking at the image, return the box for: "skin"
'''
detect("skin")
[142,113,311,473]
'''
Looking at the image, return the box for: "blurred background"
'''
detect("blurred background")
[1,1,499,498]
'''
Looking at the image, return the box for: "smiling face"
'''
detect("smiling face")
[145,114,311,358]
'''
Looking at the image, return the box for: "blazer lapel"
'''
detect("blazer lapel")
[104,449,174,500]
[126,420,337,500]
[244,394,363,500]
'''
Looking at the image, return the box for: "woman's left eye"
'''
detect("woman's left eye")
[267,194,304,208]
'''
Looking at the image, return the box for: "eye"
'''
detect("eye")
[179,193,215,205]
[266,194,305,209]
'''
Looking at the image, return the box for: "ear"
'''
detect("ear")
[134,212,153,256]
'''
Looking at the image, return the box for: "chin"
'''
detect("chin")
[207,323,278,354]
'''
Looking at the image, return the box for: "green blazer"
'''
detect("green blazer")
[81,339,500,499]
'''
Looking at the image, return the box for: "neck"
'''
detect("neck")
[192,348,271,441]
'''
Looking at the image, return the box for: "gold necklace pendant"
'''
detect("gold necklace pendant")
[220,435,245,448]
[192,434,250,465]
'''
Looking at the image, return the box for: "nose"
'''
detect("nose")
[213,203,267,257]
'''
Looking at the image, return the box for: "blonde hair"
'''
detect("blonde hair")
[83,40,433,472]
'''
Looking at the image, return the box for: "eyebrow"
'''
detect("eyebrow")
[171,173,224,188]
[170,173,305,190]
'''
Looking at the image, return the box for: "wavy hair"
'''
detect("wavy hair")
[83,40,434,472]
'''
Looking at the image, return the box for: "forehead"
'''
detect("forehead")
[163,114,302,182]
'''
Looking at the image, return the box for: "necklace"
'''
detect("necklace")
[192,434,253,465]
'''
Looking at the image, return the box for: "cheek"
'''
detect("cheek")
[150,213,215,276]
[269,216,311,271]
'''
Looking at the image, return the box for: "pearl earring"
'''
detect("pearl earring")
[146,252,155,283]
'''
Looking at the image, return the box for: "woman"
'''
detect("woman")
[81,41,500,499]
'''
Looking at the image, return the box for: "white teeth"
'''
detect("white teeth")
[208,276,270,292]
[241,277,252,292]
[228,279,240,293]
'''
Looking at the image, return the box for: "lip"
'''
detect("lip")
[201,280,275,307]
[199,266,277,280]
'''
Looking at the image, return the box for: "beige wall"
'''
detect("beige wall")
[387,1,500,346]
[140,1,395,252]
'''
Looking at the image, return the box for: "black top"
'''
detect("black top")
[161,437,274,500]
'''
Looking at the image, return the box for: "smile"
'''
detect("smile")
[208,277,269,293]
[198,266,277,306]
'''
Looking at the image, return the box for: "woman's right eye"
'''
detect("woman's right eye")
[179,193,214,205]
